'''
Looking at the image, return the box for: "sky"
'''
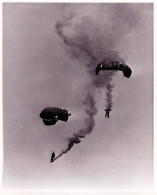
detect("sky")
[2,3,153,191]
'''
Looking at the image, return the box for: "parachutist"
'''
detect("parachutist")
[105,108,111,118]
[50,152,55,163]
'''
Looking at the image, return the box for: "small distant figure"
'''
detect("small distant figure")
[105,108,112,118]
[50,152,55,163]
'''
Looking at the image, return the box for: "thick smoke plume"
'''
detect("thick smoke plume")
[54,8,128,160]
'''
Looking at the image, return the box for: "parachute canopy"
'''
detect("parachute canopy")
[95,59,132,78]
[40,107,71,126]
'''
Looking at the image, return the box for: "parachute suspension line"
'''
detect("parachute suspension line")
[49,126,52,152]
[104,76,114,110]
[117,75,124,96]
[49,125,55,153]
[113,75,124,105]
[47,126,50,151]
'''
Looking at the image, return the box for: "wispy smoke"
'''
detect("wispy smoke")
[55,14,119,102]
[54,6,130,160]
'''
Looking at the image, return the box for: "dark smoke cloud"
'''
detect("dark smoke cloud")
[54,5,137,160]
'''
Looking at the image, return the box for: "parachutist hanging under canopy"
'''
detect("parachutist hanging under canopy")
[40,107,71,126]
[50,152,55,163]
[105,108,111,118]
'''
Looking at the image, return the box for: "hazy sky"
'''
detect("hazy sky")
[3,3,153,190]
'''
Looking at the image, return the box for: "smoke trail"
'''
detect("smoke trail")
[54,10,126,160]
[106,83,114,110]
[53,90,97,162]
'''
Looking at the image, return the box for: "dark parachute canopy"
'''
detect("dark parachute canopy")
[95,58,132,78]
[40,107,71,126]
